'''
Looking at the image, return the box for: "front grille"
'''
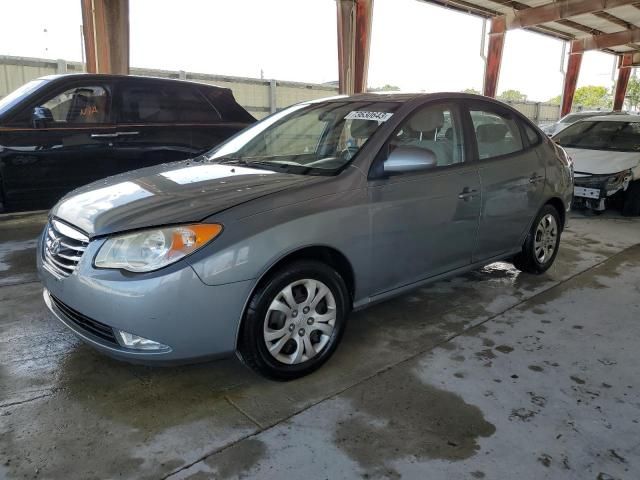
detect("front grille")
[43,219,89,278]
[49,294,118,345]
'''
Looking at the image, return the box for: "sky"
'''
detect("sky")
[0,0,622,102]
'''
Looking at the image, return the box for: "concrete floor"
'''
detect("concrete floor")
[1,212,639,480]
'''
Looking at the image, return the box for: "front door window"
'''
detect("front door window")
[41,86,111,125]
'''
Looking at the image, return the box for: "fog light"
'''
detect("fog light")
[115,330,169,351]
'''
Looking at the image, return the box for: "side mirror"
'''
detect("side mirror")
[31,106,53,128]
[384,146,437,174]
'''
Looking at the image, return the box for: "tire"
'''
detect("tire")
[513,204,562,274]
[0,175,5,213]
[238,260,350,380]
[622,180,640,217]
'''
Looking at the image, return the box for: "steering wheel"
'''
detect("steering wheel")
[339,146,359,161]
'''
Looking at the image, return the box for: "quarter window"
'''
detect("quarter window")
[470,109,523,159]
[41,86,110,124]
[389,103,465,168]
[119,84,221,123]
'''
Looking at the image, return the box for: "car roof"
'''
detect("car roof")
[577,114,640,122]
[37,73,229,90]
[309,91,517,105]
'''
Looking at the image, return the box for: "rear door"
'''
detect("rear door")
[467,101,546,261]
[112,80,227,173]
[0,80,116,211]
[368,101,481,295]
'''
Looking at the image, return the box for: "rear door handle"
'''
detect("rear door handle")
[90,133,118,138]
[458,188,478,201]
[529,174,544,184]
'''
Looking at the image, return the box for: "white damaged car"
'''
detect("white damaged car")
[553,114,640,215]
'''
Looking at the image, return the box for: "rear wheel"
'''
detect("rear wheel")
[513,204,561,274]
[622,180,640,217]
[238,260,349,380]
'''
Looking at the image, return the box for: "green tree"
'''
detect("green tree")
[498,89,527,102]
[369,84,400,92]
[625,75,640,111]
[547,95,561,105]
[462,88,481,95]
[572,85,612,109]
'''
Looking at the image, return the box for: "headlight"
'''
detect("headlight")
[606,170,632,189]
[94,223,222,272]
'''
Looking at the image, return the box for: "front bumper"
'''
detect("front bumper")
[573,173,632,210]
[38,233,254,364]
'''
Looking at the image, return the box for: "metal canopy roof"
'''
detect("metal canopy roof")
[419,0,640,54]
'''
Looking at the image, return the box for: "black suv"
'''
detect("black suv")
[0,74,256,212]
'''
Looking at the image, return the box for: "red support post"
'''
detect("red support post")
[336,0,373,95]
[81,0,97,73]
[80,0,129,74]
[353,0,373,94]
[561,45,583,117]
[613,53,633,112]
[336,0,355,95]
[483,16,506,98]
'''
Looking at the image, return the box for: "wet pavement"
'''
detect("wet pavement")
[0,211,639,479]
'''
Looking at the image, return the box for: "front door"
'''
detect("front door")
[467,103,546,261]
[0,82,115,211]
[368,102,481,296]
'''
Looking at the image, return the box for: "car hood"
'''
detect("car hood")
[564,148,640,175]
[52,161,320,237]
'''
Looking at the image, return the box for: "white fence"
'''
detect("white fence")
[1,55,568,123]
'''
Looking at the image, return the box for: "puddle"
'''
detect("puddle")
[196,438,267,479]
[333,371,495,477]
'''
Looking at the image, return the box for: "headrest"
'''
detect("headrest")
[350,120,379,139]
[409,109,444,132]
[444,127,453,140]
[476,123,508,142]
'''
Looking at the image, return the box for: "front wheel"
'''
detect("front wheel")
[513,204,561,274]
[238,260,349,380]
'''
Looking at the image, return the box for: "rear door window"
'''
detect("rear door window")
[470,108,524,159]
[119,83,221,124]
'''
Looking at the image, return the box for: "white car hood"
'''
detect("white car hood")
[564,148,640,175]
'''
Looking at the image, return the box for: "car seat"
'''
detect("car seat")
[406,109,453,166]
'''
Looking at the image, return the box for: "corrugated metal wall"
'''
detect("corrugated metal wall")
[1,55,570,124]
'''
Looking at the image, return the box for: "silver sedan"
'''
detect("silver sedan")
[38,93,573,379]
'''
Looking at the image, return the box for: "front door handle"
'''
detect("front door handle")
[458,187,478,201]
[90,133,118,138]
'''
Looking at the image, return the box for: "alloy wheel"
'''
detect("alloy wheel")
[534,213,558,264]
[263,279,336,365]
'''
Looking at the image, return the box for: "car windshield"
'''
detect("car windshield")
[207,100,400,175]
[0,79,47,116]
[554,120,640,152]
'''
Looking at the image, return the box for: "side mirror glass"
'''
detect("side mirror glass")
[32,106,53,128]
[384,146,437,174]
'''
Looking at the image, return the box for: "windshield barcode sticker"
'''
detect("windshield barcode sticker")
[344,111,393,122]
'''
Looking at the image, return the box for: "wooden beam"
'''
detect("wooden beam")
[572,26,640,52]
[502,0,637,30]
[483,17,506,98]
